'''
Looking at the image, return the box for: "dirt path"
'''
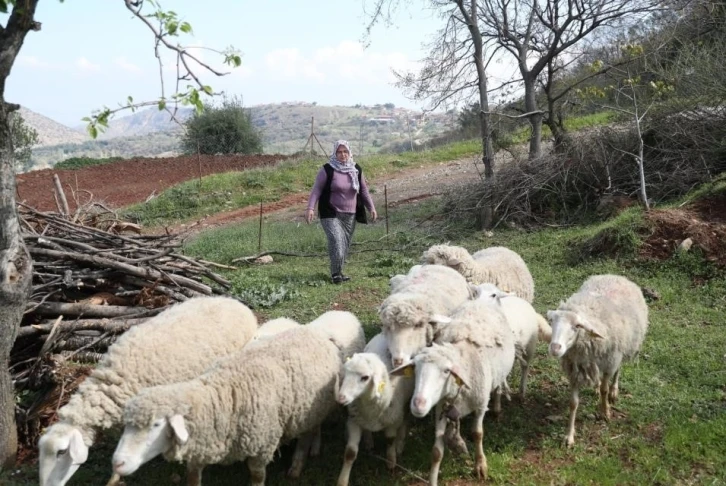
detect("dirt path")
[177,156,485,233]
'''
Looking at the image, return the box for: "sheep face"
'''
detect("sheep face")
[338,353,387,406]
[472,283,511,304]
[394,344,468,419]
[38,423,89,486]
[547,310,604,358]
[380,296,451,367]
[112,415,187,477]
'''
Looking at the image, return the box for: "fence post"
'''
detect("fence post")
[384,184,389,244]
[258,202,263,254]
[197,141,202,192]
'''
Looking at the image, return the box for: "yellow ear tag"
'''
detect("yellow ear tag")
[377,382,386,394]
[454,376,463,387]
[403,367,414,378]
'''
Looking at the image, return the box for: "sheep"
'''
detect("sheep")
[247,316,301,347]
[547,274,648,447]
[111,311,365,486]
[392,299,515,486]
[335,333,414,486]
[379,264,473,367]
[37,296,258,486]
[422,244,535,303]
[473,283,552,397]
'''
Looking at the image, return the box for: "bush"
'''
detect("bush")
[11,112,38,172]
[54,156,124,170]
[181,96,263,155]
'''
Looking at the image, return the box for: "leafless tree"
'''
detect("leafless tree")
[478,0,662,159]
[0,0,238,466]
[365,0,500,226]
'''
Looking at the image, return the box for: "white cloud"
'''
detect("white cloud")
[264,41,415,85]
[75,57,101,72]
[114,57,142,73]
[17,55,53,69]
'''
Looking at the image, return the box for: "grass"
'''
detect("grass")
[124,138,484,226]
[6,188,725,486]
[53,155,125,170]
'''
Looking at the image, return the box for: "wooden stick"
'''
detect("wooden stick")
[32,302,156,318]
[16,317,151,339]
[53,174,71,217]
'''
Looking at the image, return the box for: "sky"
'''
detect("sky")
[2,0,467,126]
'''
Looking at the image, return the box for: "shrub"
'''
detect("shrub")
[181,95,263,155]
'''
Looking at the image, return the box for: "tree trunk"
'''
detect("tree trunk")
[458,0,495,229]
[523,76,543,159]
[0,0,41,467]
[0,101,32,469]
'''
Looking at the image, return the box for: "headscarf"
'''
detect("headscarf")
[328,140,359,193]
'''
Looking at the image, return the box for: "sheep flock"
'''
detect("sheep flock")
[36,243,650,486]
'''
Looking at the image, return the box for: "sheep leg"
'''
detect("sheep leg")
[247,456,267,486]
[288,432,315,479]
[394,420,408,455]
[186,463,203,486]
[472,409,488,480]
[565,386,580,447]
[492,386,502,415]
[384,426,398,472]
[429,404,448,486]
[609,368,621,403]
[336,419,362,486]
[362,430,375,451]
[104,473,122,486]
[519,361,530,398]
[309,425,322,457]
[599,373,612,421]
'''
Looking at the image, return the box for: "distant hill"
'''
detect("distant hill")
[18,106,88,146]
[25,102,458,170]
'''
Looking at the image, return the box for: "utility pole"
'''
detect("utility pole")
[301,116,327,156]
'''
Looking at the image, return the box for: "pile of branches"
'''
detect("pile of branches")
[443,122,726,228]
[11,201,240,454]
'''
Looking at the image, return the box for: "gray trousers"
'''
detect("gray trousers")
[320,213,356,276]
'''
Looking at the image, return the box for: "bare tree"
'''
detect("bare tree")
[0,0,239,467]
[365,0,498,226]
[478,0,661,159]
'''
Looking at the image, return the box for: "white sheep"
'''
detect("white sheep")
[547,274,648,447]
[392,299,515,486]
[37,296,258,486]
[110,311,365,486]
[422,244,535,303]
[247,316,301,347]
[379,264,473,367]
[336,333,414,486]
[473,283,552,397]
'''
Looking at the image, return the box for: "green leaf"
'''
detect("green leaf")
[180,22,193,34]
[87,125,98,139]
[158,99,167,111]
[167,20,178,36]
[127,95,134,104]
[202,85,213,95]
[81,117,91,122]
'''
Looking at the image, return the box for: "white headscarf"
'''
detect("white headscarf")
[327,140,359,193]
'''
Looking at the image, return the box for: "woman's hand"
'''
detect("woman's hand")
[305,209,314,224]
[370,209,378,222]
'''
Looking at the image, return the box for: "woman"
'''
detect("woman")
[305,140,377,284]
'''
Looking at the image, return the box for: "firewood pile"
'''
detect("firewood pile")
[11,201,239,452]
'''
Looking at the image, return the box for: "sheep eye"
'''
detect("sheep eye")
[490,293,497,298]
[152,420,163,428]
[361,375,370,382]
[444,369,451,375]
[414,322,424,329]
[57,448,68,457]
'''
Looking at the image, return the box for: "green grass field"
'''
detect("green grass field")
[6,187,725,486]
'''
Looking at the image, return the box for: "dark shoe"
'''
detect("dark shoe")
[332,274,344,284]
[340,275,351,282]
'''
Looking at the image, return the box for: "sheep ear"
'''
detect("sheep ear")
[468,284,481,299]
[450,365,470,389]
[546,310,559,321]
[574,316,604,338]
[429,314,452,326]
[390,363,415,378]
[69,429,88,464]
[168,415,189,445]
[447,257,463,267]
